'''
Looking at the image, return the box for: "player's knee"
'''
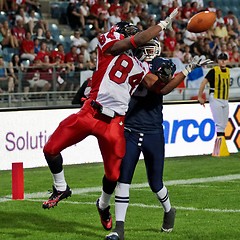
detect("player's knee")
[106,172,119,182]
[43,142,59,157]
[150,182,164,193]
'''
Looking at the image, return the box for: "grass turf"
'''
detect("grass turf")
[1,153,240,239]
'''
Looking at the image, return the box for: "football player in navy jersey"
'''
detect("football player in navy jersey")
[105,42,182,240]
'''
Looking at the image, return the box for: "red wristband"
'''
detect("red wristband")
[130,35,138,48]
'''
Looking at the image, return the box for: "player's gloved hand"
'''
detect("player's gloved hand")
[182,55,213,76]
[158,8,178,31]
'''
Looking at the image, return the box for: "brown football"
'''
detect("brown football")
[187,11,216,33]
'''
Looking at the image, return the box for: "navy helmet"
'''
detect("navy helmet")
[151,58,176,82]
[115,21,140,37]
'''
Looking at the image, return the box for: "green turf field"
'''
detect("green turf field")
[1,153,240,240]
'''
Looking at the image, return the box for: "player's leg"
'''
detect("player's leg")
[143,132,176,232]
[96,115,126,231]
[209,95,226,135]
[42,107,93,209]
[106,130,141,240]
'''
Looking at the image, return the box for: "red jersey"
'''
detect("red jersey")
[21,39,34,54]
[89,29,149,115]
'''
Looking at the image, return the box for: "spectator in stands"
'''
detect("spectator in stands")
[181,2,193,24]
[214,9,224,28]
[65,45,78,64]
[191,0,203,10]
[79,45,90,63]
[25,0,41,13]
[173,42,184,61]
[11,0,26,12]
[20,31,36,62]
[36,27,45,40]
[16,6,29,27]
[90,0,109,20]
[8,53,30,101]
[26,9,48,35]
[0,20,19,48]
[26,56,51,94]
[0,55,15,95]
[164,30,177,57]
[203,38,215,60]
[33,37,40,54]
[130,9,141,25]
[209,36,221,59]
[44,30,56,52]
[39,55,55,90]
[64,45,79,91]
[182,45,192,63]
[87,31,101,53]
[175,31,185,49]
[183,29,197,53]
[138,7,149,29]
[93,12,108,33]
[36,41,49,62]
[162,0,175,10]
[108,0,121,16]
[230,45,239,63]
[226,24,238,39]
[224,11,239,31]
[75,53,89,72]
[88,50,97,70]
[206,1,216,12]
[108,7,121,29]
[79,0,91,26]
[120,1,132,21]
[67,0,85,30]
[214,19,229,41]
[192,36,206,56]
[12,16,26,46]
[0,0,8,11]
[71,29,88,54]
[51,43,65,64]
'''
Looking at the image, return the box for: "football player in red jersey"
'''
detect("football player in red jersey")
[41,7,209,233]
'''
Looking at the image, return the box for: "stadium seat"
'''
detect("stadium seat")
[49,23,61,40]
[58,2,69,25]
[50,2,61,19]
[0,11,7,23]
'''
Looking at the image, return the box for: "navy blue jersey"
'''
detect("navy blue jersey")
[125,84,163,134]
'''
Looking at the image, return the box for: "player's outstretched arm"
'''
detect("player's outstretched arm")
[160,56,213,95]
[108,8,179,56]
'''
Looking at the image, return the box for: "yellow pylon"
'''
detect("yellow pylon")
[212,136,230,157]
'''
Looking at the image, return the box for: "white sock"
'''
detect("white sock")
[115,182,130,222]
[156,185,171,212]
[52,170,67,191]
[99,191,112,210]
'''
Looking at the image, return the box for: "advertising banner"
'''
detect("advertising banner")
[0,102,239,170]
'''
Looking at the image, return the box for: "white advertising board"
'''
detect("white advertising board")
[0,102,239,170]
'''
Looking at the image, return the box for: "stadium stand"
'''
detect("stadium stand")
[0,0,239,108]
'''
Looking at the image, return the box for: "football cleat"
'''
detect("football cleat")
[161,207,176,233]
[42,185,72,209]
[96,199,112,230]
[105,232,121,240]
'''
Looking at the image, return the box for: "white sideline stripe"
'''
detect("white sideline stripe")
[24,199,240,213]
[1,174,240,202]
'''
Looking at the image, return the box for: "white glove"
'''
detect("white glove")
[182,55,214,76]
[158,8,178,31]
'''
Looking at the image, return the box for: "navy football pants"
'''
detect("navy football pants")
[119,129,165,193]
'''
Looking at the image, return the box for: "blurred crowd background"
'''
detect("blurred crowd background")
[0,0,239,106]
